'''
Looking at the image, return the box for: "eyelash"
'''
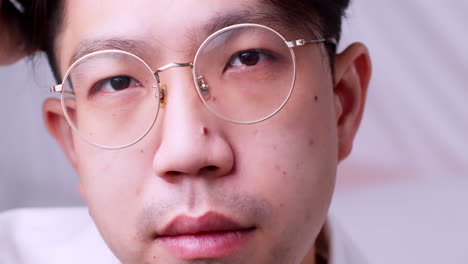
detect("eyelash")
[224,49,274,71]
[91,75,140,94]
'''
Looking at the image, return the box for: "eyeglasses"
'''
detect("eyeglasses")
[50,23,336,150]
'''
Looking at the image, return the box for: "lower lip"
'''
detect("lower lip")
[157,228,255,259]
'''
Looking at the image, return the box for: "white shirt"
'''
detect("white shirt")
[0,207,367,264]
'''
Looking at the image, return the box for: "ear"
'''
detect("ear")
[43,98,79,170]
[43,98,87,197]
[333,43,372,161]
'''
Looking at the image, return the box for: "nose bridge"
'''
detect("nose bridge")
[154,62,193,76]
[153,62,195,94]
[154,59,201,105]
[154,60,211,144]
[151,61,234,180]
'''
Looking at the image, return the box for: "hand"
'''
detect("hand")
[0,0,31,65]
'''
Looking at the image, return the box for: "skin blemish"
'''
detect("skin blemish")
[305,212,312,222]
[273,144,278,150]
[139,149,144,154]
[274,164,280,171]
[314,96,319,102]
[282,170,287,176]
[308,138,314,146]
[253,128,259,136]
[135,186,142,197]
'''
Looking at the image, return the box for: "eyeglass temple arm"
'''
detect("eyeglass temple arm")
[287,38,337,48]
[50,84,75,95]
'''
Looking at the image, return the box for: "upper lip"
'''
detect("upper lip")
[157,212,253,237]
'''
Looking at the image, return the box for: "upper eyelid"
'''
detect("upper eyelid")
[90,75,135,94]
[229,49,270,60]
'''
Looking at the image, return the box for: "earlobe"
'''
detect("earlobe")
[43,98,78,169]
[333,43,372,161]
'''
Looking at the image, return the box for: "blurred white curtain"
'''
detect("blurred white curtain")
[338,0,467,181]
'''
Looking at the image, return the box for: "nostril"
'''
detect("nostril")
[200,165,219,175]
[166,171,183,177]
[163,166,218,178]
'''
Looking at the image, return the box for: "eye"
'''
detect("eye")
[92,75,141,94]
[227,49,271,68]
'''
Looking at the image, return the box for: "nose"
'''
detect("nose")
[152,69,234,181]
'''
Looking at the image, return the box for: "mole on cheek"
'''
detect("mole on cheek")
[308,138,315,146]
[314,96,319,102]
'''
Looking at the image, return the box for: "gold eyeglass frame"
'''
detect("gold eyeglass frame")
[50,23,336,150]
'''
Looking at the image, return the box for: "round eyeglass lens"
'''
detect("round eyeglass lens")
[60,50,160,149]
[193,24,295,123]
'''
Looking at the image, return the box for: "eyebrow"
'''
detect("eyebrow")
[69,38,151,67]
[68,7,296,68]
[198,9,295,40]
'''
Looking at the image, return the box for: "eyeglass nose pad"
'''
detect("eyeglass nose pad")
[196,75,210,99]
[158,84,167,108]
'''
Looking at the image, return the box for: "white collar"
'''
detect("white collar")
[325,218,368,264]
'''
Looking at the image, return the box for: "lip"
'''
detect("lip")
[156,212,256,259]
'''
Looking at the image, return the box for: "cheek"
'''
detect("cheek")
[73,142,155,252]
[231,123,336,261]
[227,52,337,257]
[232,52,337,208]
[76,146,148,197]
[233,120,336,218]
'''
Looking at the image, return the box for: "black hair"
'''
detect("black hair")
[3,0,349,82]
[266,0,350,62]
[3,0,63,81]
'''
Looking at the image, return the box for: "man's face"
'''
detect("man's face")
[45,0,369,263]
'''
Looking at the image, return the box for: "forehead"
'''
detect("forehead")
[57,0,303,71]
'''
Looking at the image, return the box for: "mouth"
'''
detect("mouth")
[155,212,256,259]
